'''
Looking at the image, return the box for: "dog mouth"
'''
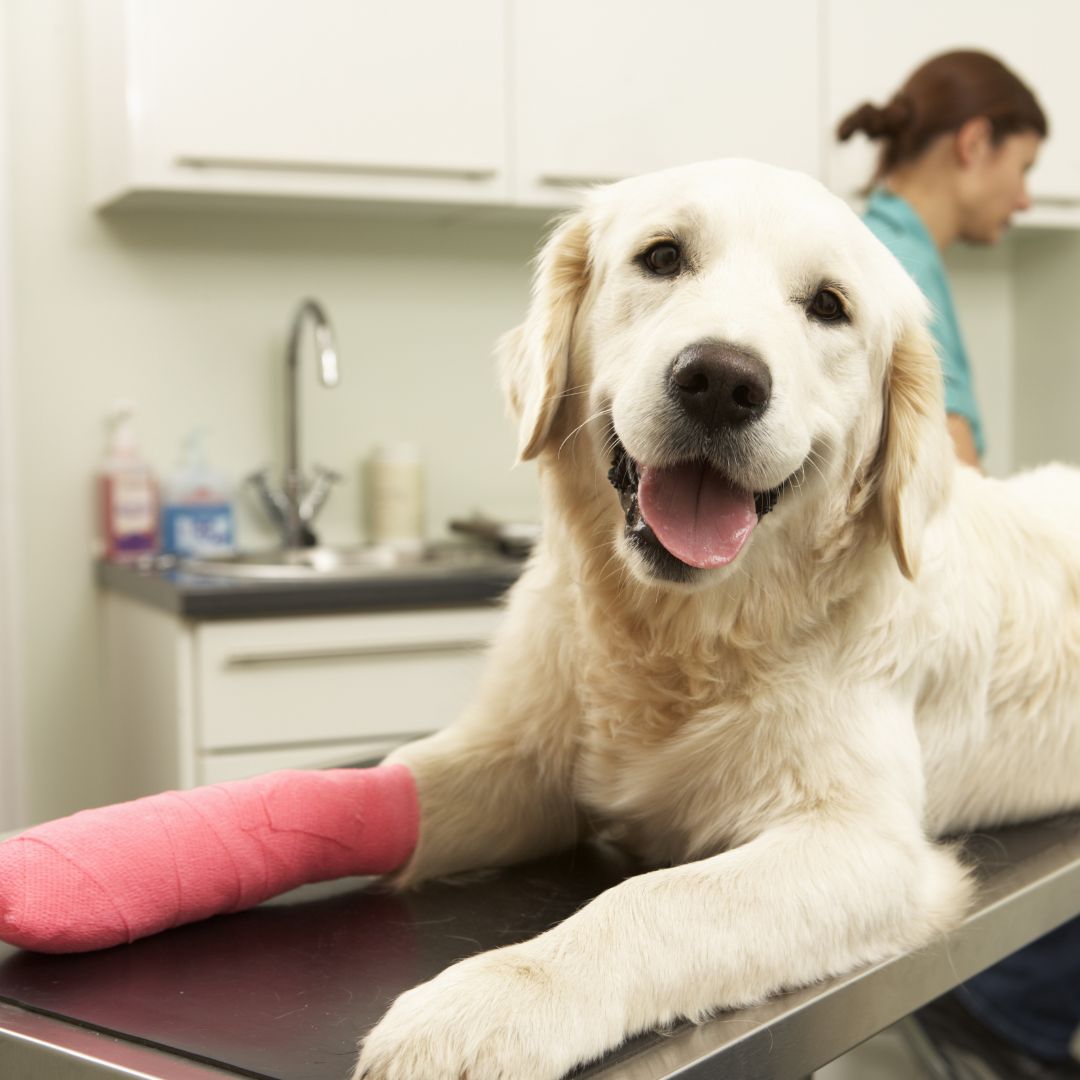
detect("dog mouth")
[607,438,783,574]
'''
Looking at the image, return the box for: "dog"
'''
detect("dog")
[353,159,1080,1080]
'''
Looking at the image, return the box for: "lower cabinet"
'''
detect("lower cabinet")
[101,593,502,798]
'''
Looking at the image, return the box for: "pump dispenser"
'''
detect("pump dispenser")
[160,429,236,558]
[100,401,157,561]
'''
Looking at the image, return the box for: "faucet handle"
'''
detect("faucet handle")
[312,463,343,482]
[246,467,289,531]
[298,463,342,524]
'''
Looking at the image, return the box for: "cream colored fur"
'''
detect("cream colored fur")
[353,159,1080,1080]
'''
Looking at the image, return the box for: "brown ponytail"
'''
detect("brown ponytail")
[836,50,1048,185]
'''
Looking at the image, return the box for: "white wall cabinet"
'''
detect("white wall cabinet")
[512,1,822,207]
[825,0,1080,226]
[83,0,823,213]
[83,0,1080,225]
[102,594,501,797]
[82,0,509,209]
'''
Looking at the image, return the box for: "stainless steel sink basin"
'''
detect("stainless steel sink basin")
[179,543,517,582]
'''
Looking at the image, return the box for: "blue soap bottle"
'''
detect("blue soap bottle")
[160,430,236,559]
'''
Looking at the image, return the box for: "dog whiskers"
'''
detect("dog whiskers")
[538,383,592,410]
[803,449,828,487]
[558,408,608,461]
[544,384,596,408]
[595,552,625,589]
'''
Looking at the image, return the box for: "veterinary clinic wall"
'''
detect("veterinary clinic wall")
[0,0,24,834]
[1011,232,1080,468]
[2,0,542,826]
[942,243,1015,479]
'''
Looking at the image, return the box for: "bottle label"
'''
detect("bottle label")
[112,474,155,534]
[161,504,236,557]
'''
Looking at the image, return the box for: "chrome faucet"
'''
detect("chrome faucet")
[249,299,342,548]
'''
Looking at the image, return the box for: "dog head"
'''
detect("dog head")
[500,159,951,589]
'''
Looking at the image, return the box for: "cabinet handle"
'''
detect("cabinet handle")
[538,172,624,188]
[1027,194,1080,208]
[225,640,490,667]
[175,155,499,182]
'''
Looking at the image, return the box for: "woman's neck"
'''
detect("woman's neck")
[882,167,960,253]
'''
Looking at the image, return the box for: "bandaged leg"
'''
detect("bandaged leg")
[0,765,418,953]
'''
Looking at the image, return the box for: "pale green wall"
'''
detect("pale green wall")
[1013,230,1080,469]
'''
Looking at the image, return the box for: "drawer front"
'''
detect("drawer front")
[195,609,501,751]
[197,738,406,785]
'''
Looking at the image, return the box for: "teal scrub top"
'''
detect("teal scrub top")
[863,188,986,458]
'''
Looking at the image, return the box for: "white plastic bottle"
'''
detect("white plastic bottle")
[100,401,157,562]
[367,443,425,551]
[160,430,236,558]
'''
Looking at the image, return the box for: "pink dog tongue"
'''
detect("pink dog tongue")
[638,463,757,568]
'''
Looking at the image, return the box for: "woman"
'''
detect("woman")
[839,49,1044,469]
[838,50,1080,1079]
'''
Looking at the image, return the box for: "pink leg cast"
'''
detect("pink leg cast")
[0,765,418,953]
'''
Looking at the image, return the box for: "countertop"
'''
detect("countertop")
[2,814,1080,1079]
[96,548,524,620]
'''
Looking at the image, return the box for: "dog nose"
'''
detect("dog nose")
[669,342,771,428]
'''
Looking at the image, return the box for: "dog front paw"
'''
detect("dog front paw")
[352,943,616,1080]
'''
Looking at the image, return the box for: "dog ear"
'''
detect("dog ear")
[498,212,591,461]
[878,322,952,580]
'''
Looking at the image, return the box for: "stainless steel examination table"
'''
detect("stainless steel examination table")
[1,815,1079,1080]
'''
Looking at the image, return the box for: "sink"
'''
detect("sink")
[179,543,518,582]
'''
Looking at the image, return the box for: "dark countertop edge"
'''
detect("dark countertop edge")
[0,1001,242,1079]
[96,559,522,619]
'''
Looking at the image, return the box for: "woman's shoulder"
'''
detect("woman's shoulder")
[863,189,928,246]
[862,190,946,291]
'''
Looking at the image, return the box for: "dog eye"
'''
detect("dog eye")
[808,288,847,323]
[640,241,682,277]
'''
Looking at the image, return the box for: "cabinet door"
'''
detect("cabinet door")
[195,609,501,751]
[90,0,508,206]
[826,0,1080,210]
[513,0,822,207]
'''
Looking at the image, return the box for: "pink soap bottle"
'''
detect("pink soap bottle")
[100,401,157,562]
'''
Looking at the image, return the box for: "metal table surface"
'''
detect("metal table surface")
[1,816,1079,1080]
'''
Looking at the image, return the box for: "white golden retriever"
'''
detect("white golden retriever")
[354,159,1080,1080]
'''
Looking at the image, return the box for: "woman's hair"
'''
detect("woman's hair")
[836,50,1048,184]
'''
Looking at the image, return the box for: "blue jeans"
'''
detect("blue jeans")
[959,917,1080,1062]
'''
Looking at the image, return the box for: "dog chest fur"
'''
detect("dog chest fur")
[568,603,908,865]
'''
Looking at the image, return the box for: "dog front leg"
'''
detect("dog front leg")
[355,811,972,1080]
[383,719,580,888]
[381,566,585,888]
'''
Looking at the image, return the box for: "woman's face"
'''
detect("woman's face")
[959,129,1042,245]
